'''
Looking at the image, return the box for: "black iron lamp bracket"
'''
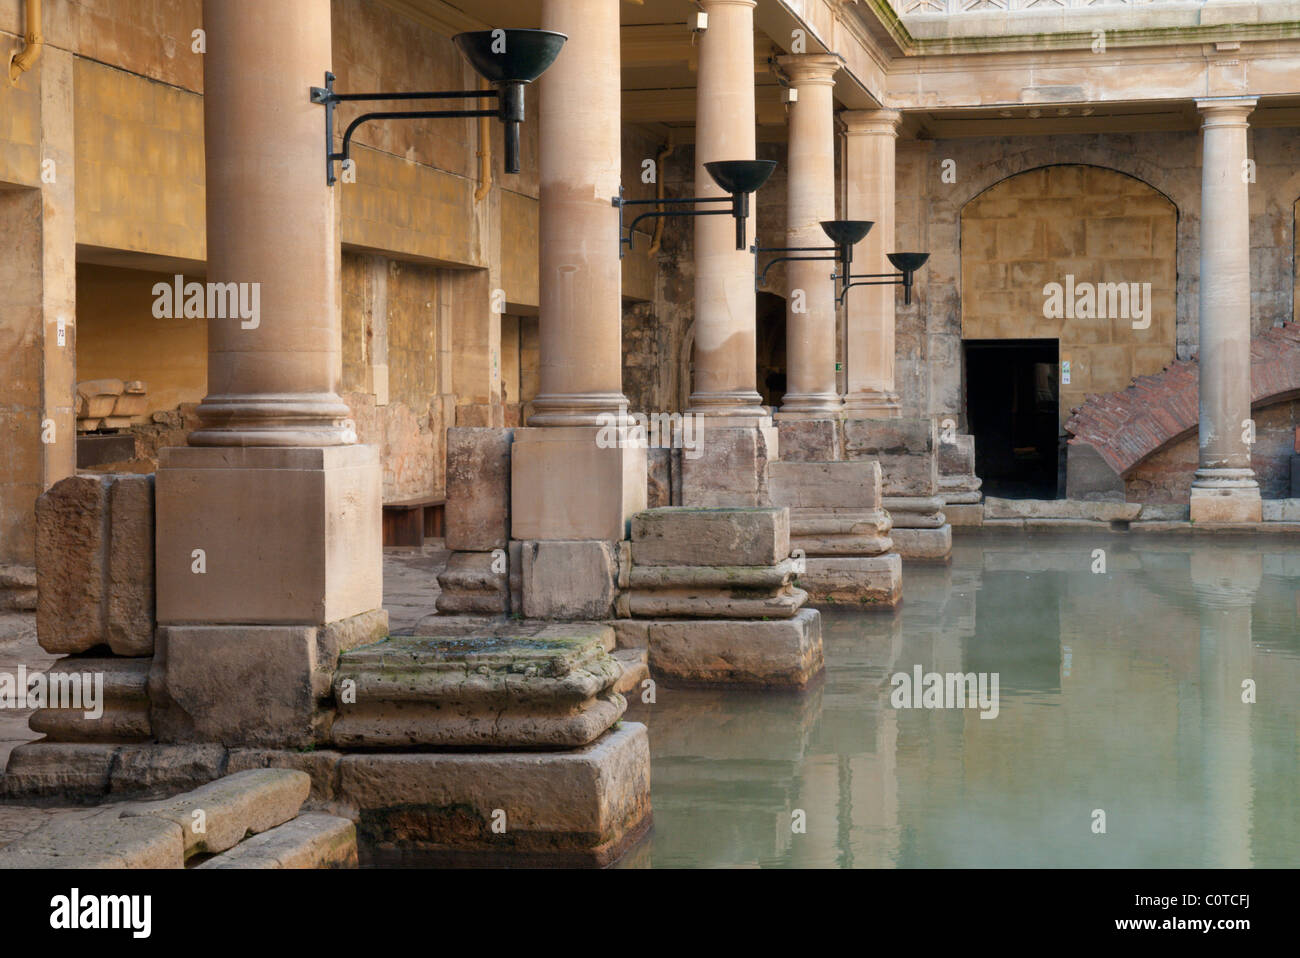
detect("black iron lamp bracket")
[752,244,841,290]
[611,186,747,259]
[311,72,507,186]
[833,269,914,305]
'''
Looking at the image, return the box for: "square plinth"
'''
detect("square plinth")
[155,445,382,625]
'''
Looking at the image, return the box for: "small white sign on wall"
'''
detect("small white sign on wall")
[1061,361,1071,385]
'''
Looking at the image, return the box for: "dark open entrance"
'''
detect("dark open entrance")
[965,338,1060,499]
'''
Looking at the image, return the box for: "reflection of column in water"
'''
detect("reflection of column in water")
[1191,549,1260,868]
[792,609,904,867]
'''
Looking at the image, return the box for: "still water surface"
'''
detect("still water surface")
[620,534,1300,868]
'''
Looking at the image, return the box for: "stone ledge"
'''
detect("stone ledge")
[195,812,356,869]
[797,555,902,607]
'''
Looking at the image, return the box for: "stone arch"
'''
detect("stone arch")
[959,164,1179,426]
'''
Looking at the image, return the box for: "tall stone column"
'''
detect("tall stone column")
[841,109,901,418]
[511,0,645,564]
[1191,97,1260,523]
[776,54,842,426]
[687,0,767,426]
[152,0,384,746]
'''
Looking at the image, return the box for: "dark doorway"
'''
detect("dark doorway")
[965,339,1060,499]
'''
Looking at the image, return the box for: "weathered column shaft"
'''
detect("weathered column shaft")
[191,0,351,446]
[777,55,841,420]
[842,109,901,418]
[1191,97,1260,522]
[688,0,767,422]
[530,0,626,426]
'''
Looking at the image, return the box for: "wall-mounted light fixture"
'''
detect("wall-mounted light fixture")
[613,159,776,259]
[834,251,930,305]
[311,29,566,186]
[753,219,872,290]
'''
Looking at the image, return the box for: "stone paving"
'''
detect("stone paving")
[0,545,451,851]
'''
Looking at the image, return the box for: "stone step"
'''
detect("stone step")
[195,813,357,869]
[121,768,311,857]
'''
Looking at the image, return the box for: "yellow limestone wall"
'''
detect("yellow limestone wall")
[960,165,1178,424]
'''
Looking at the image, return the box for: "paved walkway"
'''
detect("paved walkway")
[0,544,452,850]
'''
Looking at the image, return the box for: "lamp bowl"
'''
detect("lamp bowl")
[820,220,873,247]
[704,159,778,195]
[887,252,930,273]
[453,29,568,85]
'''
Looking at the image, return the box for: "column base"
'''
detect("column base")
[842,392,901,418]
[1190,473,1262,524]
[680,425,779,507]
[155,445,382,625]
[510,426,647,541]
[799,555,901,608]
[642,608,823,689]
[776,394,843,421]
[687,390,773,431]
[342,724,652,868]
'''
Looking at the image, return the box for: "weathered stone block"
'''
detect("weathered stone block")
[644,608,823,689]
[776,419,840,461]
[769,460,882,510]
[631,507,789,567]
[107,474,155,655]
[1066,442,1126,501]
[521,539,619,620]
[36,475,108,654]
[843,417,940,496]
[338,722,652,867]
[122,768,310,857]
[680,426,775,507]
[798,555,902,607]
[29,656,152,743]
[444,428,513,551]
[937,432,976,476]
[331,626,625,749]
[196,813,357,869]
[889,526,954,561]
[151,625,319,748]
[647,447,672,508]
[435,551,509,615]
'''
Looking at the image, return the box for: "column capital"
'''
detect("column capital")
[776,53,840,85]
[840,108,902,135]
[1195,96,1258,125]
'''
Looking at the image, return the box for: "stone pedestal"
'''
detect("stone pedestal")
[511,427,646,541]
[844,417,952,561]
[679,425,778,507]
[620,507,823,687]
[768,459,902,607]
[938,432,984,527]
[155,446,382,625]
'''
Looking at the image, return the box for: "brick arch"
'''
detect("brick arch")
[1065,322,1300,476]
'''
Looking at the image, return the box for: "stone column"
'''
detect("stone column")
[776,55,841,425]
[152,0,384,747]
[1191,97,1260,523]
[527,0,625,429]
[841,109,901,418]
[687,0,767,425]
[511,0,645,560]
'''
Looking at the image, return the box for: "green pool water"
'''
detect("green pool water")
[619,534,1300,868]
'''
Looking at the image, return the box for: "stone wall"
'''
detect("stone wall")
[1124,399,1299,502]
[960,164,1178,426]
[897,128,1300,427]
